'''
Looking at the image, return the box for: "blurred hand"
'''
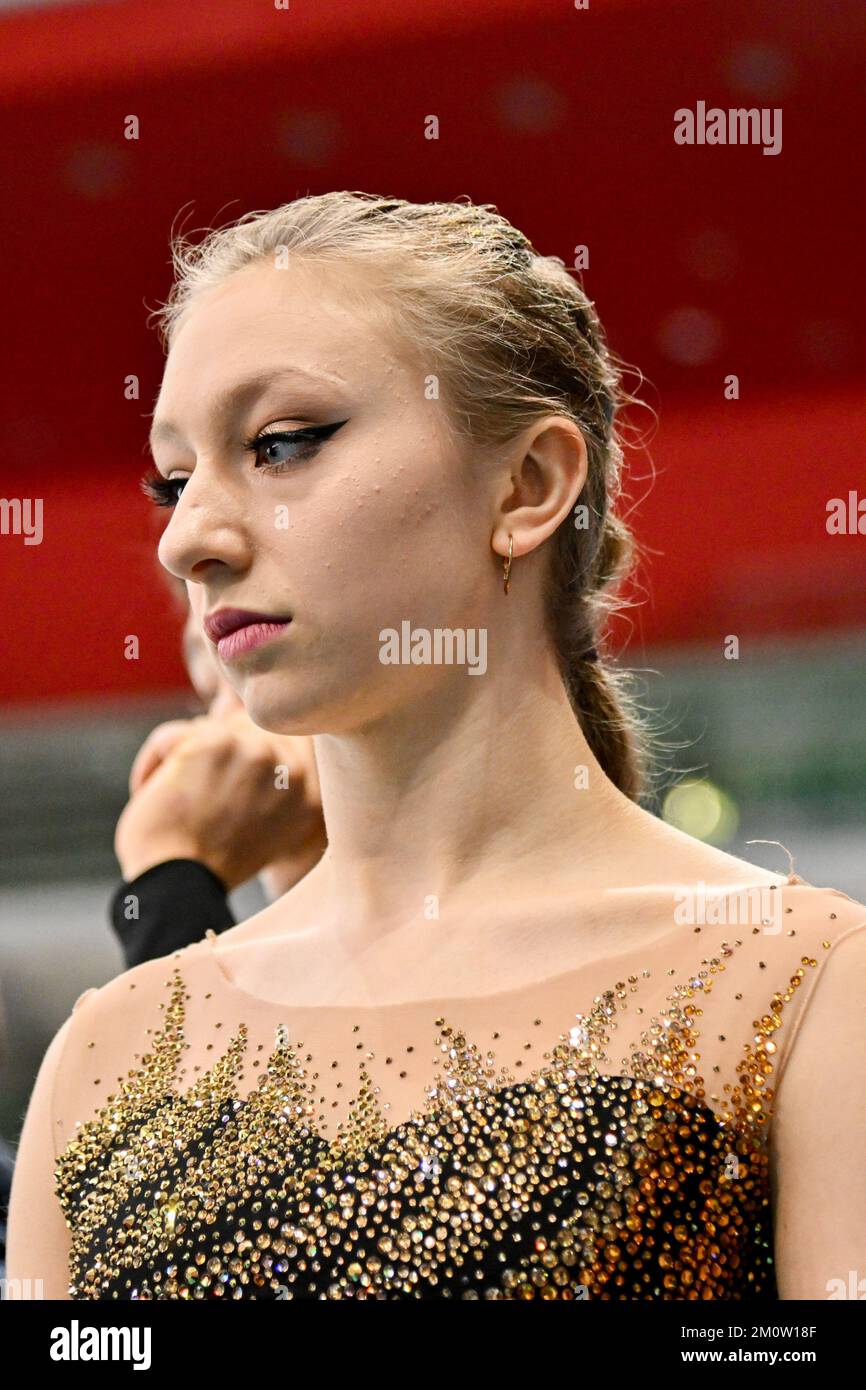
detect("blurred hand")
[115,704,325,892]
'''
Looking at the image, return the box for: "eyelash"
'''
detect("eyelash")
[140,419,348,508]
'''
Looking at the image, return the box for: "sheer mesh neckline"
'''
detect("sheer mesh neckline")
[198,872,811,1014]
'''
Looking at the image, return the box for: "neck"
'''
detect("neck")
[306,635,643,930]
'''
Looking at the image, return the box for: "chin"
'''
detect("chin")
[240,690,323,736]
[239,665,399,738]
[234,670,341,736]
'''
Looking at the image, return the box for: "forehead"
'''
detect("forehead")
[152,259,402,433]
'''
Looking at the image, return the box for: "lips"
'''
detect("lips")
[203,607,292,643]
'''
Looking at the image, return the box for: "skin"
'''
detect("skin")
[148,255,786,1006]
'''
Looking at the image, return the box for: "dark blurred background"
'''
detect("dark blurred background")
[0,0,863,1154]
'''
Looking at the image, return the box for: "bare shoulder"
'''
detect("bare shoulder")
[626,805,796,888]
[666,841,789,888]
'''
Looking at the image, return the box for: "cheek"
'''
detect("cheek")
[288,454,457,578]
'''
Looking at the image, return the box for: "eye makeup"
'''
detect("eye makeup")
[140,418,350,508]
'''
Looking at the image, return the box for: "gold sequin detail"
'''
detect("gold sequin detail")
[55,944,821,1301]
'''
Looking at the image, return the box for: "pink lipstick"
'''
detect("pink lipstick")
[204,607,292,663]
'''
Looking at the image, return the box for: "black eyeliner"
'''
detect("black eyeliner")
[140,418,350,508]
[241,417,349,453]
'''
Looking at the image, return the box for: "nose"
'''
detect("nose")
[157,464,250,584]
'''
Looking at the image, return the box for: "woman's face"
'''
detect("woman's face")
[151,259,494,734]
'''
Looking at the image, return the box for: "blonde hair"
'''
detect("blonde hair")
[152,192,653,800]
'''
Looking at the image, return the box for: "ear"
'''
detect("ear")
[491,415,589,561]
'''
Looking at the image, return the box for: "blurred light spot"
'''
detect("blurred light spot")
[662,779,739,844]
[494,76,566,134]
[724,43,796,100]
[798,318,853,372]
[657,307,723,366]
[277,110,341,167]
[682,228,739,284]
[64,142,127,199]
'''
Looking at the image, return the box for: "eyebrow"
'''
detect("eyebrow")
[148,367,345,454]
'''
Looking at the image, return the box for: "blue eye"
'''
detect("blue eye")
[243,419,349,472]
[141,418,349,508]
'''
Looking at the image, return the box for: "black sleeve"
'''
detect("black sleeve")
[109,859,236,968]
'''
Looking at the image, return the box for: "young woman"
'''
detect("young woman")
[8,193,865,1301]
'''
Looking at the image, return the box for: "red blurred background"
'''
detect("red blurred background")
[1,0,863,705]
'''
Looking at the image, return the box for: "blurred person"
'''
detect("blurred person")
[111,583,326,966]
[8,193,866,1302]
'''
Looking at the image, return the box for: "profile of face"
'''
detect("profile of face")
[151,259,503,736]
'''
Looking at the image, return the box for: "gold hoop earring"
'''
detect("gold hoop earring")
[503,534,513,595]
